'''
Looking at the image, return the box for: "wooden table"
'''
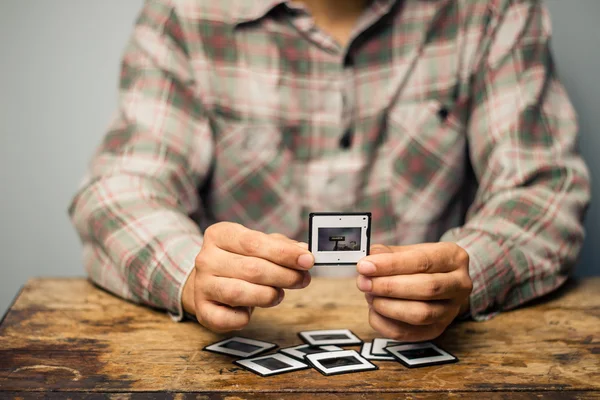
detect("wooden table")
[0,278,598,399]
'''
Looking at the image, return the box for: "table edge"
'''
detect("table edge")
[0,389,598,395]
[0,284,25,328]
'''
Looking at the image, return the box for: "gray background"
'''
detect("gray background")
[0,1,599,315]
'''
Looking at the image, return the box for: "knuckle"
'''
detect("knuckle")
[415,249,433,274]
[240,231,262,255]
[454,245,470,267]
[425,277,443,297]
[224,283,243,306]
[258,287,280,307]
[413,304,438,325]
[194,250,209,271]
[243,259,263,282]
[380,279,396,297]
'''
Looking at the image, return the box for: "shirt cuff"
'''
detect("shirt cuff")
[169,257,198,322]
[159,235,203,322]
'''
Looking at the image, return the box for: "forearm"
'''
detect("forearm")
[442,184,588,321]
[70,173,204,317]
[69,0,213,318]
[441,1,590,320]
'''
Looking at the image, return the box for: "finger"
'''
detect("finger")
[375,243,428,253]
[201,276,284,308]
[369,244,393,255]
[268,232,294,241]
[204,247,310,289]
[357,242,465,277]
[268,233,308,249]
[269,233,309,251]
[368,308,446,342]
[295,242,309,250]
[196,300,251,333]
[206,223,314,270]
[357,271,469,300]
[371,297,457,326]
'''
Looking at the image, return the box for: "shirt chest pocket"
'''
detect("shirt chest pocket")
[211,123,301,235]
[385,100,467,224]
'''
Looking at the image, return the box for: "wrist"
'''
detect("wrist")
[459,295,471,317]
[182,268,196,316]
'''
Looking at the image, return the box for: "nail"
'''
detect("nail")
[295,241,309,249]
[297,253,314,269]
[357,260,376,275]
[274,290,285,306]
[302,272,311,287]
[292,273,311,289]
[357,275,372,292]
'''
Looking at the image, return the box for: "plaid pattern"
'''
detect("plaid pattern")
[69,0,590,321]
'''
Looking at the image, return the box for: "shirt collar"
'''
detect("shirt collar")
[229,0,288,24]
[229,0,400,25]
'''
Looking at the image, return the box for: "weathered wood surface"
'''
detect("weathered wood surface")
[0,278,598,399]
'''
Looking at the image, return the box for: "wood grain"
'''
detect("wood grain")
[0,277,598,398]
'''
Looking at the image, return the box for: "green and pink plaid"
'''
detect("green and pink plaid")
[69,0,590,321]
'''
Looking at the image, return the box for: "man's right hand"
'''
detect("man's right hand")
[182,222,314,332]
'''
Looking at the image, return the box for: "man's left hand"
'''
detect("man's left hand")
[357,243,473,342]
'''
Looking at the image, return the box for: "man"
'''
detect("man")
[69,0,590,341]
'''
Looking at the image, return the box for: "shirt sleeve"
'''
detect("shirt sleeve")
[68,0,213,320]
[440,1,591,321]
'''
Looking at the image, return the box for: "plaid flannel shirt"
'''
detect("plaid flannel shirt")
[69,0,590,321]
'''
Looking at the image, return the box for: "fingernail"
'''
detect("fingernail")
[357,260,376,275]
[365,293,374,305]
[275,290,285,305]
[357,275,372,292]
[297,253,314,269]
[292,273,311,289]
[295,241,309,249]
[302,272,311,287]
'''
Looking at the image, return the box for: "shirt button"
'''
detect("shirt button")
[339,128,353,149]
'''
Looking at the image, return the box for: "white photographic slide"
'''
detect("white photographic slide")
[279,344,344,361]
[360,342,395,361]
[299,329,363,346]
[309,212,371,266]
[306,350,378,376]
[234,353,309,377]
[385,342,458,368]
[203,337,277,358]
[371,338,402,355]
